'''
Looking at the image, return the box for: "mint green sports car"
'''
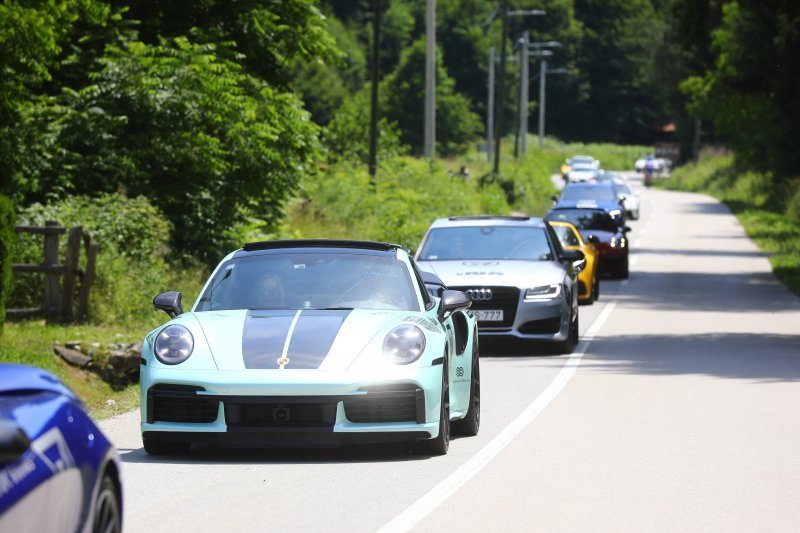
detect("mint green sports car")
[140,240,479,455]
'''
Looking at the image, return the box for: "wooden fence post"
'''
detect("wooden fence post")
[61,226,82,322]
[77,239,98,322]
[43,220,61,323]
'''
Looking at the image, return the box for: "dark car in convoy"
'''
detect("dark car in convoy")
[551,180,627,221]
[545,208,631,279]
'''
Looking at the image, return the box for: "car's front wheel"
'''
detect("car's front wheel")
[611,256,629,279]
[93,473,121,533]
[555,311,579,355]
[453,339,480,437]
[416,360,450,455]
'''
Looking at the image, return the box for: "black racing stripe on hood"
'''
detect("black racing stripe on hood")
[242,310,296,369]
[285,310,351,369]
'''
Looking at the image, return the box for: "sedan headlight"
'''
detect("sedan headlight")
[525,284,562,300]
[154,325,194,365]
[383,325,426,365]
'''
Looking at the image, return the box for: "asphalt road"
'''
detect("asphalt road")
[101,172,800,532]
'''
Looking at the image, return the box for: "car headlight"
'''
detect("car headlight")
[383,325,426,365]
[525,284,562,300]
[154,325,194,365]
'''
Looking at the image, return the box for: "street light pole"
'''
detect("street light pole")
[487,46,495,162]
[517,31,530,156]
[538,57,546,149]
[492,0,509,175]
[368,0,382,187]
[424,0,436,159]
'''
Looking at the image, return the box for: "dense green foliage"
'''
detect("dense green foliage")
[0,196,14,335]
[660,151,800,296]
[675,0,799,199]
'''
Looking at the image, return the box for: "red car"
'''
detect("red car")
[545,207,631,279]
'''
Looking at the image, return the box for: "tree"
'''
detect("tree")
[555,0,666,143]
[680,0,800,182]
[381,38,482,157]
[31,38,319,261]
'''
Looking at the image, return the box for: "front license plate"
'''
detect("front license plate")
[473,310,504,322]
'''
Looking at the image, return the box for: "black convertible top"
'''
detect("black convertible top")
[241,239,400,253]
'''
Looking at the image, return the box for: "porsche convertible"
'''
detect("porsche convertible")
[140,240,479,456]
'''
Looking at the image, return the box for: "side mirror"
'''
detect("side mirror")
[153,291,184,318]
[623,226,632,233]
[0,420,31,463]
[559,249,585,272]
[559,249,585,263]
[587,235,600,244]
[550,194,559,203]
[438,290,472,321]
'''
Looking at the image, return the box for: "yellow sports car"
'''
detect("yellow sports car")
[548,220,600,304]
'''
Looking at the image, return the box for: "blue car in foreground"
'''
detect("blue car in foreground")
[0,364,122,532]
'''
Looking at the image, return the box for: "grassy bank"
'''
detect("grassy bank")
[659,151,800,296]
[0,322,142,419]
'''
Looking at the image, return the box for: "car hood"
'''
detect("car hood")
[189,308,435,371]
[0,364,77,399]
[417,260,566,288]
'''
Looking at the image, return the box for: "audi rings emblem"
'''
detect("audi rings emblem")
[466,288,493,301]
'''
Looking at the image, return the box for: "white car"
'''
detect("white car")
[415,216,583,354]
[634,156,672,174]
[567,163,599,182]
[614,179,640,220]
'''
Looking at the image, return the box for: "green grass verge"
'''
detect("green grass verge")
[0,321,143,419]
[658,152,800,296]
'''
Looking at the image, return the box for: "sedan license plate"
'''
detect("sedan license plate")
[473,309,503,322]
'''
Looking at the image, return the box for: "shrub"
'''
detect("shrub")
[0,195,15,335]
[11,194,204,327]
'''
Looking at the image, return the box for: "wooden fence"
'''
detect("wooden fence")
[6,220,99,323]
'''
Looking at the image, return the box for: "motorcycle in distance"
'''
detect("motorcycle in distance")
[643,159,655,187]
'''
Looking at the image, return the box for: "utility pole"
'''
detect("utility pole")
[492,0,509,175]
[517,31,530,156]
[486,47,495,162]
[424,0,436,159]
[538,57,546,149]
[368,0,382,187]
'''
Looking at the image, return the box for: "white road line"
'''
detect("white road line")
[378,301,619,533]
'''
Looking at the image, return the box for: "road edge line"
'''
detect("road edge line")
[377,301,618,533]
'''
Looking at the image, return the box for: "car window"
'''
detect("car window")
[418,226,553,261]
[546,209,618,232]
[560,185,616,202]
[195,252,420,312]
[552,225,581,247]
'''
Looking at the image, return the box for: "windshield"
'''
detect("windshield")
[418,226,553,261]
[546,209,619,232]
[195,252,420,312]
[560,185,617,202]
